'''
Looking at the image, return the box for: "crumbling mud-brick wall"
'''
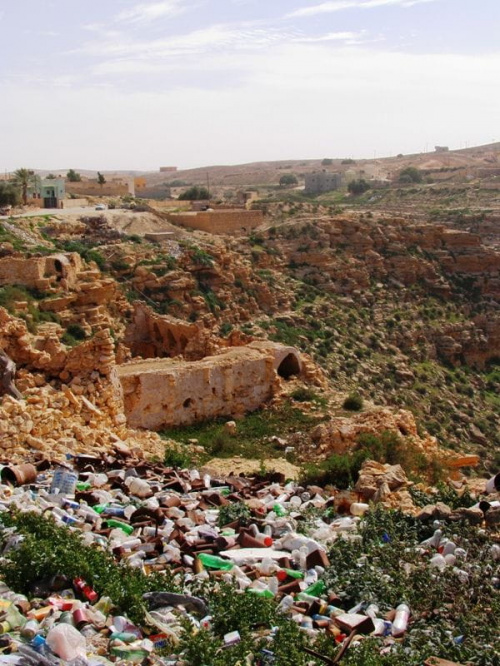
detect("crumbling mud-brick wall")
[124,302,201,360]
[0,253,81,290]
[117,343,302,430]
[167,210,263,235]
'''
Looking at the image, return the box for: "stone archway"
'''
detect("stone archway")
[277,352,301,379]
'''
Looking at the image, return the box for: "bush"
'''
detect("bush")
[219,322,233,337]
[66,323,86,340]
[301,449,369,489]
[0,182,20,207]
[399,167,422,184]
[178,186,210,200]
[348,179,371,195]
[218,502,251,527]
[343,393,364,411]
[291,387,318,402]
[164,445,192,469]
[0,511,178,624]
[321,158,333,166]
[279,174,298,187]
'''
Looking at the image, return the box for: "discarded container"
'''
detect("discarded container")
[197,553,234,571]
[486,473,500,494]
[392,604,410,637]
[46,623,87,661]
[350,502,369,517]
[1,464,37,487]
[50,467,78,496]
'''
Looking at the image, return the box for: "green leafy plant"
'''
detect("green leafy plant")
[343,393,364,411]
[218,502,251,527]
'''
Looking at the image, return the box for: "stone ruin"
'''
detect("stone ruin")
[0,253,82,291]
[116,341,303,430]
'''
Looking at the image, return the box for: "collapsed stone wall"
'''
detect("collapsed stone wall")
[0,310,164,460]
[124,302,203,360]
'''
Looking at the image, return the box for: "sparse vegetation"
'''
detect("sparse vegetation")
[178,185,210,200]
[348,178,371,195]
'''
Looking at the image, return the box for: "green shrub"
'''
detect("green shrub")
[66,323,86,340]
[218,502,251,527]
[0,511,178,624]
[164,445,192,469]
[178,186,210,200]
[343,393,364,411]
[348,179,371,195]
[219,322,233,337]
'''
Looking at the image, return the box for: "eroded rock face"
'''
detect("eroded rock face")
[117,343,302,430]
[310,407,437,458]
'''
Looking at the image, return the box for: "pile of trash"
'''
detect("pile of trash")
[0,453,497,665]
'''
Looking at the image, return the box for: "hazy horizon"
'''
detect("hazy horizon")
[1,0,499,172]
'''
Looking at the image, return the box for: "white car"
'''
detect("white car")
[95,204,107,211]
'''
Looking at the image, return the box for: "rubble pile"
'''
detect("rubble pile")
[0,454,497,665]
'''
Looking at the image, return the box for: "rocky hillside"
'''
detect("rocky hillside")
[1,201,498,477]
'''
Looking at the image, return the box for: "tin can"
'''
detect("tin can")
[73,608,88,628]
[20,619,40,639]
[59,611,76,627]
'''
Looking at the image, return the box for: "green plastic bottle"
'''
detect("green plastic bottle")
[247,588,274,598]
[283,568,304,579]
[110,632,140,643]
[92,504,108,514]
[273,503,287,517]
[304,580,326,597]
[104,519,134,535]
[76,482,91,491]
[110,647,149,662]
[197,553,234,571]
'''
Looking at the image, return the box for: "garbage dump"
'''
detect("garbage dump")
[0,451,497,665]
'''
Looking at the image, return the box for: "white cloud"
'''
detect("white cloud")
[116,0,187,24]
[2,45,498,171]
[296,30,366,42]
[288,0,437,18]
[83,23,299,61]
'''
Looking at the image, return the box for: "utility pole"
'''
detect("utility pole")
[206,172,210,200]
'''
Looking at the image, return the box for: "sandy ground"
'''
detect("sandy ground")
[202,457,301,480]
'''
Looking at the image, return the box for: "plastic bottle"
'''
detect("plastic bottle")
[429,554,447,571]
[126,477,152,498]
[485,473,500,494]
[276,568,304,581]
[273,503,287,517]
[73,578,99,603]
[392,604,410,637]
[21,619,40,640]
[31,634,55,659]
[247,588,274,599]
[197,553,234,571]
[104,519,134,535]
[303,580,326,597]
[350,502,369,516]
[365,603,379,619]
[277,595,294,613]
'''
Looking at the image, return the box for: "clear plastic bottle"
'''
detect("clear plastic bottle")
[392,603,410,637]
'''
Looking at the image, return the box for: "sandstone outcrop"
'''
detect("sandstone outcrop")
[310,407,438,458]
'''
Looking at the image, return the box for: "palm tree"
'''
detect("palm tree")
[13,168,35,205]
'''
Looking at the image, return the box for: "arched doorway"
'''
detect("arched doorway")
[277,353,301,379]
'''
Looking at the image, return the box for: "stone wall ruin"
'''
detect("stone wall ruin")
[116,342,302,430]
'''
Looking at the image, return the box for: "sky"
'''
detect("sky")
[1,0,499,171]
